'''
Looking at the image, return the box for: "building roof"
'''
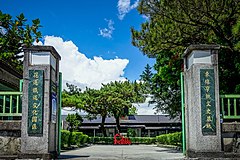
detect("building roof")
[62,115,180,124]
[0,60,22,91]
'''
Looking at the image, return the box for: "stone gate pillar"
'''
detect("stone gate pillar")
[183,45,223,158]
[20,46,61,159]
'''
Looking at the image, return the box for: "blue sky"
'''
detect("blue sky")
[1,0,155,89]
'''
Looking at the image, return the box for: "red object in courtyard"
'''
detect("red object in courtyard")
[114,134,131,145]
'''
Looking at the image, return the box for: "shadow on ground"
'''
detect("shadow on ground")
[155,149,181,153]
[58,155,90,159]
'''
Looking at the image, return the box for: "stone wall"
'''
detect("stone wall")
[222,122,240,153]
[0,121,21,155]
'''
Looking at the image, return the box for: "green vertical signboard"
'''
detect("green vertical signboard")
[28,70,44,135]
[200,69,216,135]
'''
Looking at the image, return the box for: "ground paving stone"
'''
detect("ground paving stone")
[59,144,184,160]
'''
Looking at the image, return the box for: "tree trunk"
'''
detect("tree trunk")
[68,128,73,147]
[115,115,121,133]
[100,114,107,137]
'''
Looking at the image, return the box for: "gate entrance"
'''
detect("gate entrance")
[0,46,62,159]
[182,44,240,158]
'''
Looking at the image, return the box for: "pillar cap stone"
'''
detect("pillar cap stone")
[23,45,61,60]
[183,44,220,58]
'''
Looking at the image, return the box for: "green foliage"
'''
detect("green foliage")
[129,137,156,144]
[233,18,240,50]
[90,137,114,144]
[62,81,146,135]
[127,128,136,137]
[64,83,81,96]
[100,81,145,133]
[128,106,138,115]
[61,130,89,148]
[66,113,83,132]
[61,130,70,148]
[89,136,156,144]
[132,0,240,117]
[156,132,182,146]
[0,11,42,72]
[140,64,153,94]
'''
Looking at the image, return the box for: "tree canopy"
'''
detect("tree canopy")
[140,64,153,94]
[131,0,240,117]
[0,11,41,71]
[62,81,145,136]
[100,81,145,133]
[66,113,83,132]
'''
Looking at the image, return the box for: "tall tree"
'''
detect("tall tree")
[66,113,83,132]
[66,113,83,147]
[62,85,109,137]
[101,81,145,133]
[129,106,138,115]
[85,88,109,137]
[140,64,153,94]
[63,81,145,135]
[131,0,240,117]
[0,11,42,71]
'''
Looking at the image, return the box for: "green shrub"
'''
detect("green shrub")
[127,128,136,137]
[89,136,155,145]
[129,137,155,144]
[90,137,114,144]
[156,132,182,146]
[82,135,89,144]
[75,132,84,146]
[61,130,89,148]
[70,132,77,145]
[61,130,70,148]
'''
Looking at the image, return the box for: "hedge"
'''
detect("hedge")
[61,130,90,148]
[156,132,182,146]
[130,137,156,144]
[62,131,181,147]
[61,130,70,148]
[90,137,156,144]
[90,137,114,144]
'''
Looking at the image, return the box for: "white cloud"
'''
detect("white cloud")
[33,40,43,45]
[117,0,139,20]
[142,14,150,20]
[98,19,115,39]
[39,36,129,89]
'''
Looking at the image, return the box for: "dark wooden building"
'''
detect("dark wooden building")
[0,60,22,91]
[62,115,181,137]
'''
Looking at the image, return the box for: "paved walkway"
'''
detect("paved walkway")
[59,144,185,160]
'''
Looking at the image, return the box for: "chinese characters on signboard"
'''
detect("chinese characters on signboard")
[28,70,44,135]
[200,69,216,135]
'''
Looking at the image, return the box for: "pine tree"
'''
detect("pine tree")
[140,64,153,94]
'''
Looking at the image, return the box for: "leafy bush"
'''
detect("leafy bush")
[75,132,84,146]
[129,137,156,144]
[61,130,89,148]
[90,137,114,144]
[61,130,70,148]
[156,132,182,146]
[82,135,90,144]
[127,128,136,137]
[90,137,155,144]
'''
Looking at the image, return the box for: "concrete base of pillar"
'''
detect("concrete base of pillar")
[0,155,18,160]
[187,150,240,159]
[18,152,58,160]
[187,150,224,158]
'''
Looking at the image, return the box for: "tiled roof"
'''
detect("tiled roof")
[62,115,180,124]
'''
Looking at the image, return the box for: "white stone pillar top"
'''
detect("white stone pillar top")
[23,45,61,61]
[183,44,220,58]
